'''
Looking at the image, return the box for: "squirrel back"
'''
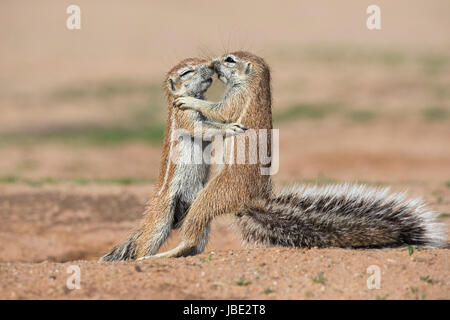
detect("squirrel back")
[236,184,447,249]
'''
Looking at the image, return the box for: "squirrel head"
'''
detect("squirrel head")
[165,58,215,99]
[212,51,269,87]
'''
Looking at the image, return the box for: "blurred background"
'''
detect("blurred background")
[0,0,449,262]
[1,0,449,183]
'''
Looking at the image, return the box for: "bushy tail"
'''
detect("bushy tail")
[100,229,142,262]
[236,184,447,249]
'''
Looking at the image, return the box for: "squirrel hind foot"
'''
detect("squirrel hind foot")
[100,231,141,262]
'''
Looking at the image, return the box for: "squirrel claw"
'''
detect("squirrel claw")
[173,99,184,109]
[224,123,246,137]
[173,97,183,109]
[174,97,194,110]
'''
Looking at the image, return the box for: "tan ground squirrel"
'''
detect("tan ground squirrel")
[101,57,246,261]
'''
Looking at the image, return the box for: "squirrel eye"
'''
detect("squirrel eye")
[225,57,235,63]
[180,70,194,77]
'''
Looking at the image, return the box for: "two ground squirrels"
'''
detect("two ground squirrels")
[101,57,246,261]
[104,52,447,261]
[140,51,274,259]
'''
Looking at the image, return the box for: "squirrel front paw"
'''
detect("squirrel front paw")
[224,123,248,136]
[173,96,201,111]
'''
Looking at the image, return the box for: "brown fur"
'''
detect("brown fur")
[236,184,447,249]
[101,58,244,261]
[150,52,274,258]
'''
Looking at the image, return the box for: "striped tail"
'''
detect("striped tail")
[236,184,447,249]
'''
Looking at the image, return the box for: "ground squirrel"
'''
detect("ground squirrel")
[101,57,246,261]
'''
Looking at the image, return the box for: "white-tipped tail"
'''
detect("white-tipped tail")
[236,184,448,249]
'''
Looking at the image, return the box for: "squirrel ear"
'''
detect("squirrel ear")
[245,62,253,75]
[168,78,176,92]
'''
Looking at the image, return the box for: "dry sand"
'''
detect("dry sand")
[0,184,448,299]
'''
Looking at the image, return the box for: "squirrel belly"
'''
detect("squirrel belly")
[236,184,448,249]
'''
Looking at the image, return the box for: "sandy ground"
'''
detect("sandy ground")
[1,248,449,300]
[0,1,449,300]
[0,184,448,299]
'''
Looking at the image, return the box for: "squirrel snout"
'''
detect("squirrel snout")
[210,59,221,71]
